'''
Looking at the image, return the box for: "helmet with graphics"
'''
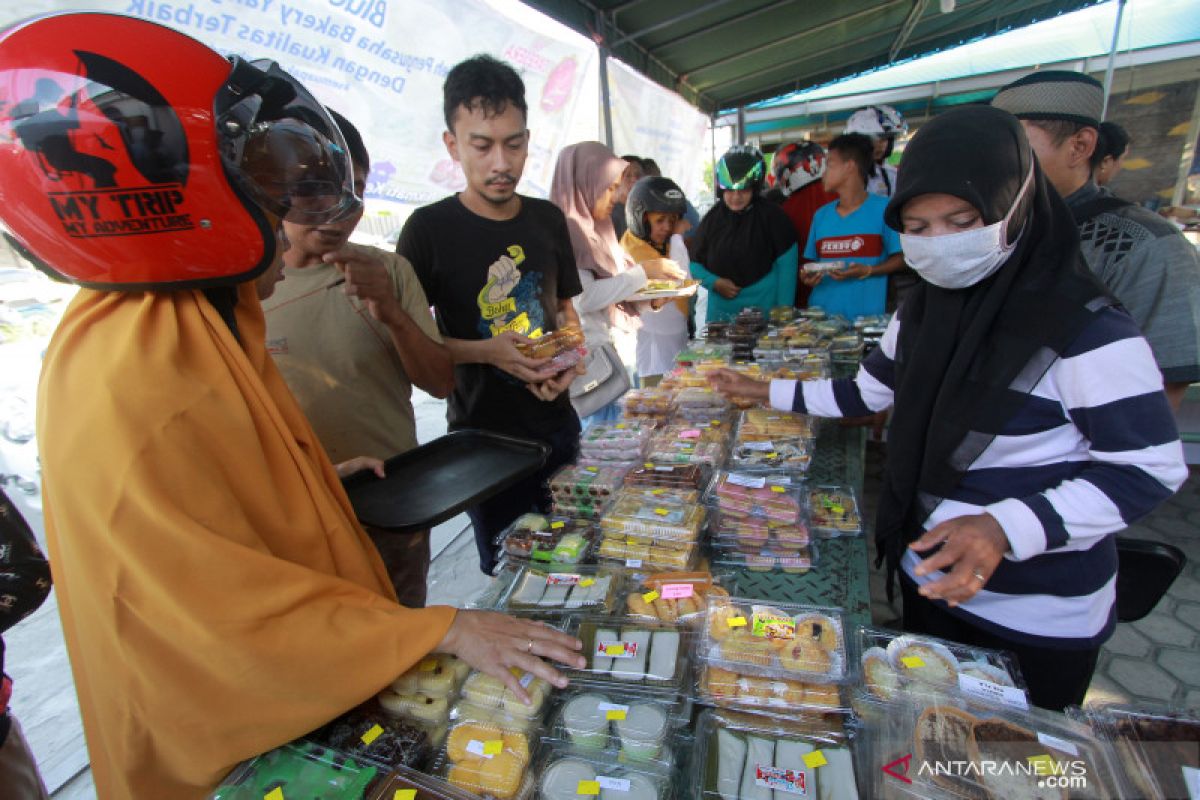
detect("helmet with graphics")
[845,105,908,138]
[625,176,686,241]
[715,145,766,194]
[772,141,827,197]
[0,12,360,290]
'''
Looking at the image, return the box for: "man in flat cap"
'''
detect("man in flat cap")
[993,70,1200,409]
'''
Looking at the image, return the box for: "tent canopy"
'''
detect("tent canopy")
[520,0,1105,114]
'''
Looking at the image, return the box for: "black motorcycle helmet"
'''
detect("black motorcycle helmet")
[626,176,687,241]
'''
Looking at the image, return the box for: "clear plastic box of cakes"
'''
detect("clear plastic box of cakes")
[695,663,848,717]
[377,653,472,732]
[595,535,698,572]
[672,387,732,422]
[642,435,727,469]
[623,463,711,493]
[534,745,675,800]
[708,508,812,550]
[808,485,863,537]
[653,421,734,447]
[562,617,691,691]
[552,496,614,521]
[621,570,733,627]
[698,597,851,684]
[738,407,819,439]
[432,719,538,800]
[546,688,684,770]
[498,564,625,616]
[854,627,1029,712]
[210,741,386,799]
[871,698,1125,800]
[367,765,483,800]
[549,464,632,502]
[598,487,706,546]
[457,668,555,724]
[495,513,600,569]
[619,388,676,420]
[579,422,658,463]
[304,704,439,772]
[1067,702,1200,800]
[694,708,863,800]
[709,540,819,575]
[706,471,808,525]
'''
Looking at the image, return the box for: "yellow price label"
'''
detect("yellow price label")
[803,750,828,769]
[577,781,601,795]
[767,452,778,459]
[483,740,503,756]
[606,709,627,721]
[585,466,599,473]
[416,657,438,672]
[580,578,595,587]
[711,420,721,426]
[643,590,660,603]
[616,423,626,429]
[651,488,666,496]
[551,521,565,529]
[605,644,627,656]
[654,508,669,516]
[1027,755,1056,776]
[727,616,747,628]
[770,486,786,493]
[265,789,285,800]
[394,791,418,800]
[644,462,654,469]
[901,656,926,669]
[360,723,383,745]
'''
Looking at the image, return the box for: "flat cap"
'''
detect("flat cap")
[991,69,1103,128]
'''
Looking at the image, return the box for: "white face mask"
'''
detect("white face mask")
[899,164,1034,290]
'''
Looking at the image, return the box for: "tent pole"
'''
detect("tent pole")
[596,9,615,148]
[1101,0,1127,121]
[736,105,746,145]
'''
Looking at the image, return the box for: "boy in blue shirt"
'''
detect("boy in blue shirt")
[802,133,904,318]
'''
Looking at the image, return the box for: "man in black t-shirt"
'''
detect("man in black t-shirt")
[398,55,583,574]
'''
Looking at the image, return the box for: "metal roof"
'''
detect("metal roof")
[518,0,1107,114]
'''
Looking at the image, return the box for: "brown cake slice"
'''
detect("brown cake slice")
[1115,716,1200,799]
[913,705,988,799]
[969,718,1067,800]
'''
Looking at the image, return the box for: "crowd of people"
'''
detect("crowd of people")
[0,11,1198,797]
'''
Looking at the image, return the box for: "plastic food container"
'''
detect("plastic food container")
[367,765,481,800]
[694,708,861,800]
[620,389,676,419]
[550,464,632,500]
[624,463,710,491]
[535,747,674,800]
[566,618,690,690]
[496,513,600,567]
[501,565,623,615]
[459,669,553,721]
[696,663,846,717]
[596,536,698,571]
[306,705,436,771]
[599,488,705,544]
[548,689,681,767]
[855,627,1028,709]
[709,510,812,549]
[808,486,862,536]
[699,597,849,684]
[580,423,658,463]
[622,571,731,626]
[210,741,384,799]
[873,699,1125,800]
[378,653,472,729]
[710,542,818,574]
[708,471,807,524]
[642,437,727,469]
[516,324,585,359]
[738,408,818,438]
[1070,703,1200,800]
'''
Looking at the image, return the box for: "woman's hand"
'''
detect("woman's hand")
[800,271,824,288]
[707,368,770,402]
[334,457,385,479]
[831,263,873,281]
[436,610,585,704]
[642,258,686,282]
[909,513,1010,607]
[712,277,741,300]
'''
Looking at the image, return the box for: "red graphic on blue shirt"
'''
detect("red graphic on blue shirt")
[815,233,884,261]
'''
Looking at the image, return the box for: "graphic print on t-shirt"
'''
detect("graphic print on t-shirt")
[476,244,545,338]
[815,233,884,261]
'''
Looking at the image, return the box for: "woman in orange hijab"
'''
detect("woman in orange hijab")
[0,14,581,798]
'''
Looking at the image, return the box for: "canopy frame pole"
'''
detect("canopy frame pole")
[596,9,615,148]
[1101,0,1128,121]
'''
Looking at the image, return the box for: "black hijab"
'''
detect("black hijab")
[875,105,1112,596]
[690,194,796,287]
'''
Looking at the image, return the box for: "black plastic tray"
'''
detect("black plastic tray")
[342,430,550,532]
[1116,537,1186,622]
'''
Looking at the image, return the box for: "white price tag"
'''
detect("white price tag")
[1182,765,1200,800]
[957,673,1028,710]
[465,740,495,759]
[625,559,643,568]
[597,702,630,714]
[596,776,630,792]
[743,441,775,451]
[1036,732,1080,757]
[727,472,767,489]
[518,671,535,689]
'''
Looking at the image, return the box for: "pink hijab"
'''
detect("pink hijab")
[551,141,629,278]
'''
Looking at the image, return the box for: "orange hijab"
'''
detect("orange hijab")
[37,282,455,798]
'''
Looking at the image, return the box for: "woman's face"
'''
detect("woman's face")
[593,175,622,220]
[900,193,985,237]
[723,188,753,212]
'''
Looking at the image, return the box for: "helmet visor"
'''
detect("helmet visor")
[218,59,361,225]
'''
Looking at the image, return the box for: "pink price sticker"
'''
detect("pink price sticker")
[660,583,694,599]
[679,429,702,439]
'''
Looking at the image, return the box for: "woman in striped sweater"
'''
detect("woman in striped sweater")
[710,105,1187,711]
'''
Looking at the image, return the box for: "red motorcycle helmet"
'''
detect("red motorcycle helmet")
[0,12,360,290]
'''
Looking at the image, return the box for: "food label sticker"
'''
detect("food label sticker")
[483,740,503,756]
[585,466,599,473]
[597,776,631,792]
[416,657,438,672]
[1181,765,1200,799]
[900,656,926,669]
[616,423,626,429]
[599,641,638,658]
[642,590,660,603]
[754,764,807,795]
[654,466,675,472]
[767,452,779,459]
[547,573,582,586]
[727,616,748,628]
[577,781,601,795]
[654,507,669,516]
[626,559,643,568]
[605,708,628,721]
[770,486,787,493]
[644,462,654,469]
[680,429,702,439]
[465,739,495,759]
[551,521,566,530]
[661,583,694,599]
[360,723,383,745]
[743,441,775,451]
[394,791,417,800]
[727,473,767,489]
[1036,732,1080,757]
[778,557,811,569]
[580,578,596,588]
[598,701,629,713]
[651,488,666,495]
[265,789,285,800]
[1027,755,1056,776]
[958,673,1029,710]
[803,750,828,769]
[752,612,796,640]
[508,667,535,688]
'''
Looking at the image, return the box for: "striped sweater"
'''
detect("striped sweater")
[768,307,1187,647]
